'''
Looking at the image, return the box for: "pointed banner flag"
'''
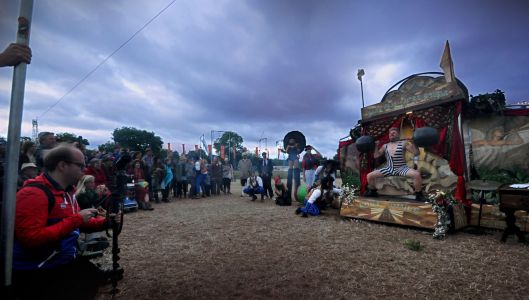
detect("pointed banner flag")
[220,145,225,160]
[208,144,212,155]
[440,40,455,83]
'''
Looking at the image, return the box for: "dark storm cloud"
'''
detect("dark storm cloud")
[1,0,529,157]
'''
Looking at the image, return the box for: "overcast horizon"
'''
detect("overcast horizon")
[1,0,529,158]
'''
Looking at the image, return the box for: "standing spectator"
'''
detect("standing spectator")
[19,140,37,169]
[237,153,252,197]
[258,152,274,200]
[151,157,165,203]
[142,147,155,201]
[12,144,121,299]
[175,155,188,198]
[84,158,107,187]
[129,159,153,210]
[193,158,207,198]
[160,158,174,202]
[302,145,322,187]
[222,159,234,194]
[185,156,196,198]
[35,131,57,170]
[101,155,116,192]
[210,156,222,196]
[17,162,38,190]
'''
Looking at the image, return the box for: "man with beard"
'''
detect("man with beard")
[365,127,426,201]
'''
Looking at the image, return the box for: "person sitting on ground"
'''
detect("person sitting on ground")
[12,143,122,299]
[17,162,38,190]
[273,175,290,206]
[365,127,426,201]
[295,176,334,217]
[243,170,265,201]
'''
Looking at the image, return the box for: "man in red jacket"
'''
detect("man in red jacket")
[12,144,120,299]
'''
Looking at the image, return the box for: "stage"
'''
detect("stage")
[340,195,467,230]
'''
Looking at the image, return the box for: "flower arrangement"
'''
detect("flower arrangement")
[340,184,360,205]
[428,190,457,239]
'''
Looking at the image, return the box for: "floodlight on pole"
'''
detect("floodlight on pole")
[357,68,365,108]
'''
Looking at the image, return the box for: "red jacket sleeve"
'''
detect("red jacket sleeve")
[15,187,84,248]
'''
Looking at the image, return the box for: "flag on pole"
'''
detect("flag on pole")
[208,144,212,155]
[440,40,455,83]
[182,144,186,154]
[220,145,225,160]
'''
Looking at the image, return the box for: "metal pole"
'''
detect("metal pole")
[1,0,34,288]
[360,79,365,108]
[210,130,213,161]
[357,69,365,108]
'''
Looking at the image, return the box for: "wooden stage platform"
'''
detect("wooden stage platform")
[340,196,438,229]
[340,196,468,230]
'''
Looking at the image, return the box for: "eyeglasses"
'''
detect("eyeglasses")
[66,161,86,169]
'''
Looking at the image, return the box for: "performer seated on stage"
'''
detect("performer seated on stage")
[365,127,427,202]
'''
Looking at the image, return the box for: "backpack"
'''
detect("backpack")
[23,182,55,214]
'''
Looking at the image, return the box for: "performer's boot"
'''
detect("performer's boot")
[364,186,378,197]
[415,191,428,202]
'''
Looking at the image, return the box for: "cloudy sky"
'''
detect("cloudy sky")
[1,0,528,158]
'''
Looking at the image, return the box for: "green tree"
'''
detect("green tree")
[56,132,89,146]
[112,127,163,153]
[187,149,208,160]
[213,131,245,162]
[98,141,117,153]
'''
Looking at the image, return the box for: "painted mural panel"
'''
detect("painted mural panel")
[463,114,529,172]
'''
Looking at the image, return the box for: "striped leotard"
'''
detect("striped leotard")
[378,141,411,177]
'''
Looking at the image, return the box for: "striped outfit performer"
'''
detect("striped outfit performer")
[378,141,411,177]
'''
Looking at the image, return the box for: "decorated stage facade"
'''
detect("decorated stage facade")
[339,75,529,233]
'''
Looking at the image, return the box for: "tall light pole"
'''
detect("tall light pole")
[357,68,365,108]
[211,130,231,161]
[258,137,268,154]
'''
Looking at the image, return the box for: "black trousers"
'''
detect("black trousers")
[261,174,273,198]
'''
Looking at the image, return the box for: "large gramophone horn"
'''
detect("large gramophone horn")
[283,131,306,154]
